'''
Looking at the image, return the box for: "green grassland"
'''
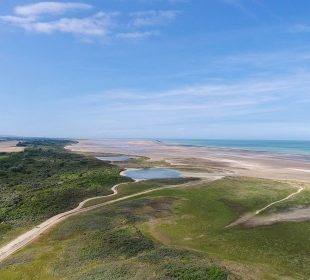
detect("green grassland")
[83,177,199,207]
[0,140,131,245]
[136,177,310,279]
[262,184,310,214]
[0,197,232,280]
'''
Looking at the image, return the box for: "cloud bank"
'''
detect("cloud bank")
[0,2,180,40]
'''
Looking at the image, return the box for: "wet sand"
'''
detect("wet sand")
[66,139,310,182]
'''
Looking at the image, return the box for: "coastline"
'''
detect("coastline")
[159,139,310,157]
[66,139,310,182]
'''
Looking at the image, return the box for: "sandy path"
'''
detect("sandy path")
[0,176,214,263]
[244,207,310,226]
[226,184,305,228]
[255,185,304,215]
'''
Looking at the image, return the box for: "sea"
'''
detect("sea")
[160,139,310,157]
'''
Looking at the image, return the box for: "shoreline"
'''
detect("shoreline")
[67,139,310,183]
[159,140,310,163]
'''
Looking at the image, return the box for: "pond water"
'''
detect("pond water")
[97,156,130,162]
[123,168,182,180]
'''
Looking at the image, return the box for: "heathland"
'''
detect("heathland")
[0,140,130,246]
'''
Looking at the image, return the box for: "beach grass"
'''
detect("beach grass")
[261,184,310,214]
[137,177,310,279]
[83,177,199,208]
[0,197,231,280]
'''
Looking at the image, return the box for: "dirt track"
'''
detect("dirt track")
[0,176,215,263]
[226,184,306,228]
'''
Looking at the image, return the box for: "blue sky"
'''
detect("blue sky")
[0,0,310,139]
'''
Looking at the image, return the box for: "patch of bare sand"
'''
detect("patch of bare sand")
[0,141,24,153]
[226,183,309,228]
[67,139,310,182]
[243,207,310,227]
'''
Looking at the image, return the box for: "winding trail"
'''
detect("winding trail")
[0,176,213,263]
[1,170,303,261]
[226,184,304,228]
[255,185,304,215]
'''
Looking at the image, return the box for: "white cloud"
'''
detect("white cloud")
[71,71,310,117]
[0,15,34,24]
[116,30,159,39]
[130,10,180,27]
[0,2,110,37]
[289,24,310,33]
[14,2,92,17]
[0,3,179,40]
[19,12,114,36]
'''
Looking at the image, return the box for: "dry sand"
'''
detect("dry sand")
[67,139,310,227]
[0,141,24,153]
[244,207,310,227]
[67,139,310,182]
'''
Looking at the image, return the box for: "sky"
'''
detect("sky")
[0,0,310,140]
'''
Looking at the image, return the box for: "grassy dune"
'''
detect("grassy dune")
[0,140,130,245]
[0,198,231,280]
[262,184,310,214]
[83,177,199,207]
[138,177,310,279]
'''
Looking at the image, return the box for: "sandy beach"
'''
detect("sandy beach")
[67,139,310,182]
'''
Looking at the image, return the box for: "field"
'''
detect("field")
[0,141,25,153]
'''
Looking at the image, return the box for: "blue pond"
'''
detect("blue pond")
[123,168,182,180]
[97,156,130,162]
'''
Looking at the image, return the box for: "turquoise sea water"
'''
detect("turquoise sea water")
[160,139,310,156]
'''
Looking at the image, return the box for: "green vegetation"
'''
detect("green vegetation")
[83,177,199,207]
[137,177,310,279]
[262,185,310,214]
[0,154,9,160]
[0,139,131,245]
[0,197,231,280]
[1,140,309,279]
